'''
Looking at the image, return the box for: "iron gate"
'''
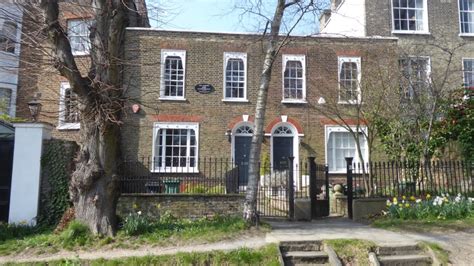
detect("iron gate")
[0,140,14,222]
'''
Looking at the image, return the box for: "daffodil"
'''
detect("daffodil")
[426,194,431,199]
[410,196,416,201]
[405,203,410,208]
[402,195,406,200]
[398,203,403,208]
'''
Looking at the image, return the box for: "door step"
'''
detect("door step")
[374,244,433,266]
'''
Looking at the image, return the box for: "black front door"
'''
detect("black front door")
[273,137,293,170]
[0,140,14,222]
[234,136,252,186]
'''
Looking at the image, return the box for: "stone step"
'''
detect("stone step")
[280,241,323,252]
[376,244,423,256]
[283,251,329,265]
[378,254,432,266]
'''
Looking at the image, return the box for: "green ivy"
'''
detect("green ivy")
[37,140,77,226]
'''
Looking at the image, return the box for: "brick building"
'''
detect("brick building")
[320,0,474,92]
[121,28,398,180]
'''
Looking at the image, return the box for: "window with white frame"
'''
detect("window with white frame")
[67,19,92,55]
[338,57,361,103]
[282,55,306,102]
[459,0,474,34]
[0,88,12,115]
[58,83,80,130]
[224,52,247,100]
[0,20,17,54]
[399,57,431,99]
[153,123,198,173]
[326,126,368,173]
[392,0,428,33]
[464,59,474,88]
[160,50,186,100]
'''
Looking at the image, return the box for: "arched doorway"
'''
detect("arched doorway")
[232,122,254,186]
[271,123,298,171]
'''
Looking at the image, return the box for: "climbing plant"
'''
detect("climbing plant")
[38,140,78,226]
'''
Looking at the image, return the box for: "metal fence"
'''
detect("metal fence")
[351,160,474,198]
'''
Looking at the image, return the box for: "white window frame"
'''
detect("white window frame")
[0,87,12,116]
[399,56,431,99]
[391,0,429,34]
[282,54,307,103]
[325,125,368,174]
[58,82,80,130]
[0,20,17,54]
[152,122,199,173]
[160,49,186,101]
[338,57,362,104]
[67,19,92,56]
[223,52,248,102]
[458,0,474,36]
[463,58,474,88]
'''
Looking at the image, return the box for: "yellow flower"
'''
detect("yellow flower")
[398,203,403,208]
[132,203,138,209]
[402,195,406,200]
[410,196,416,201]
[426,194,431,199]
[405,203,410,208]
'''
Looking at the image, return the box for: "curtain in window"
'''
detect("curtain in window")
[328,131,366,172]
[392,0,425,31]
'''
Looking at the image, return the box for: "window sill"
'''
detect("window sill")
[338,100,361,105]
[391,30,431,35]
[57,123,80,130]
[159,97,187,101]
[151,168,199,174]
[72,51,90,57]
[281,99,307,104]
[459,33,474,37]
[0,51,18,57]
[222,98,249,103]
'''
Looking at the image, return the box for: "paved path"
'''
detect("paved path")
[266,217,474,266]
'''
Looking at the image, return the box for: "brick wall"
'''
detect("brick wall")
[122,29,398,167]
[117,194,244,219]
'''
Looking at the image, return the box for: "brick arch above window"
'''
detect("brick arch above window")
[265,116,303,135]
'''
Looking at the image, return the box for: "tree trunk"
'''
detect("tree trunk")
[243,0,287,223]
[70,119,121,236]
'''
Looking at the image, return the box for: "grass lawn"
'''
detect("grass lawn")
[419,241,450,265]
[3,244,280,266]
[324,239,376,266]
[0,216,268,257]
[371,216,474,233]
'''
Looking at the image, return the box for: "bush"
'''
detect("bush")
[184,183,208,194]
[385,194,473,220]
[122,211,154,236]
[58,220,92,248]
[0,222,40,242]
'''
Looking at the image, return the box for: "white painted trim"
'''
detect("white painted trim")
[282,54,306,102]
[67,19,92,56]
[462,57,474,87]
[338,56,362,104]
[152,122,199,173]
[223,52,248,101]
[458,0,474,35]
[390,0,429,34]
[324,125,369,173]
[58,82,80,130]
[231,121,255,163]
[160,49,186,100]
[270,122,300,172]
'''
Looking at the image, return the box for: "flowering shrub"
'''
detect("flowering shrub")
[385,193,473,220]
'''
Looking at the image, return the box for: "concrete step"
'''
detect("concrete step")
[378,254,432,266]
[376,244,423,256]
[280,241,323,252]
[283,251,329,265]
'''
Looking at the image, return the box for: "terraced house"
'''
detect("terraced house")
[121,28,398,185]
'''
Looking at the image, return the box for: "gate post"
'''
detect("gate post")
[325,164,330,201]
[288,156,295,220]
[345,157,354,219]
[308,156,317,219]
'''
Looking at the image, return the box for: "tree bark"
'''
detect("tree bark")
[37,0,149,235]
[243,0,287,223]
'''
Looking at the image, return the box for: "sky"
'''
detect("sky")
[146,0,325,36]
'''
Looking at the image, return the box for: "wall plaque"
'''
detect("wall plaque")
[195,84,214,94]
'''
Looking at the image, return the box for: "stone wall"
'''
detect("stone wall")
[117,194,245,219]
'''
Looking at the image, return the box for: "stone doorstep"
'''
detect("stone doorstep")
[377,254,432,266]
[376,244,423,256]
[280,241,323,252]
[283,251,329,264]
